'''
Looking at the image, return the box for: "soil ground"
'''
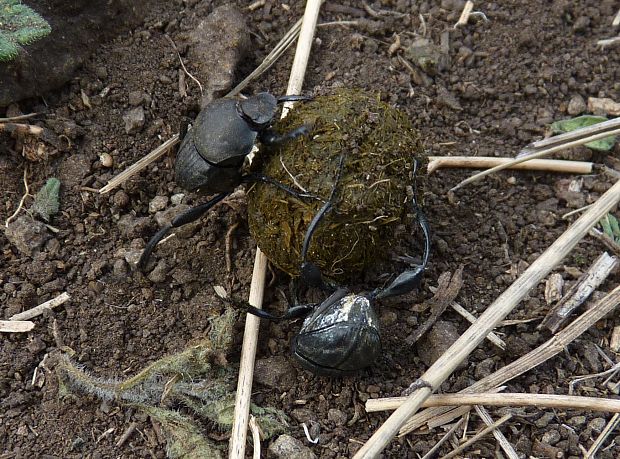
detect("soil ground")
[2,1,620,458]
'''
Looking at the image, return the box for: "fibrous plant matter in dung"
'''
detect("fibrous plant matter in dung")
[248,88,425,281]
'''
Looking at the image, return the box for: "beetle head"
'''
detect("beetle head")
[238,92,278,131]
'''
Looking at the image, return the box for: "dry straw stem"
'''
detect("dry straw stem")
[454,1,474,27]
[428,285,505,350]
[474,405,518,459]
[228,2,322,458]
[0,112,40,122]
[598,36,620,47]
[248,415,262,459]
[427,156,593,175]
[353,179,620,458]
[0,320,35,333]
[98,134,179,194]
[9,291,70,321]
[585,412,620,458]
[397,282,620,436]
[451,117,620,191]
[613,8,620,27]
[365,392,620,413]
[540,251,618,332]
[419,418,464,459]
[440,414,512,459]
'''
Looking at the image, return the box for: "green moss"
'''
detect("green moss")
[248,89,425,280]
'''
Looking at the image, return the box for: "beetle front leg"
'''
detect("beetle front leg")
[258,123,312,146]
[374,206,431,299]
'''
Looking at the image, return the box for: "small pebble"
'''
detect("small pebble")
[268,434,316,459]
[567,94,586,115]
[149,196,169,213]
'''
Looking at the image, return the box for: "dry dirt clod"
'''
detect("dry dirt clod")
[123,107,145,134]
[5,215,50,256]
[567,94,586,115]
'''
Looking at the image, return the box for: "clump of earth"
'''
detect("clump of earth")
[247,88,424,281]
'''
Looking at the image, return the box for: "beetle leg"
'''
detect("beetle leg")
[137,192,228,271]
[276,94,313,104]
[243,172,322,201]
[298,155,345,290]
[220,294,317,321]
[258,123,312,146]
[374,200,431,300]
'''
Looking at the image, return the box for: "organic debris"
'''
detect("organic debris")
[56,307,288,458]
[247,88,424,281]
[32,177,60,221]
[0,0,51,61]
[550,115,617,151]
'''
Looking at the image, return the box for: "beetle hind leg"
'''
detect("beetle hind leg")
[137,192,228,271]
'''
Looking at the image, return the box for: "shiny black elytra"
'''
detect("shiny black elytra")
[137,92,311,271]
[242,158,431,376]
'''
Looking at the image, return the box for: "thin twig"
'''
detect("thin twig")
[365,392,620,413]
[454,1,474,28]
[248,415,262,459]
[540,252,618,332]
[115,422,137,447]
[397,283,620,436]
[9,292,71,321]
[598,36,620,47]
[0,320,35,333]
[165,35,204,96]
[98,134,179,194]
[451,119,620,191]
[474,405,519,459]
[440,290,505,350]
[588,228,620,257]
[227,17,304,97]
[5,166,31,227]
[0,112,41,122]
[569,362,620,395]
[427,156,593,175]
[353,180,620,457]
[420,418,465,459]
[438,414,512,459]
[585,413,620,458]
[613,9,620,27]
[406,267,463,345]
[279,155,308,192]
[228,2,322,458]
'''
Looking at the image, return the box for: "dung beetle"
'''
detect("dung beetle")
[138,92,313,271]
[239,157,431,376]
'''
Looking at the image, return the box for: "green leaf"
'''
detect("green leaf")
[550,115,617,152]
[599,213,620,245]
[32,177,60,221]
[0,0,50,61]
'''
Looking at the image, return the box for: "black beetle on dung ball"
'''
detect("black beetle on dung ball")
[138,89,431,376]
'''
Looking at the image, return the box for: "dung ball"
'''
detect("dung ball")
[247,89,425,281]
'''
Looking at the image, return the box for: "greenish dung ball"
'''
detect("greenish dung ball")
[247,89,425,281]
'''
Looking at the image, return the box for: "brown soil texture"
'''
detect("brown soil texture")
[2,1,620,458]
